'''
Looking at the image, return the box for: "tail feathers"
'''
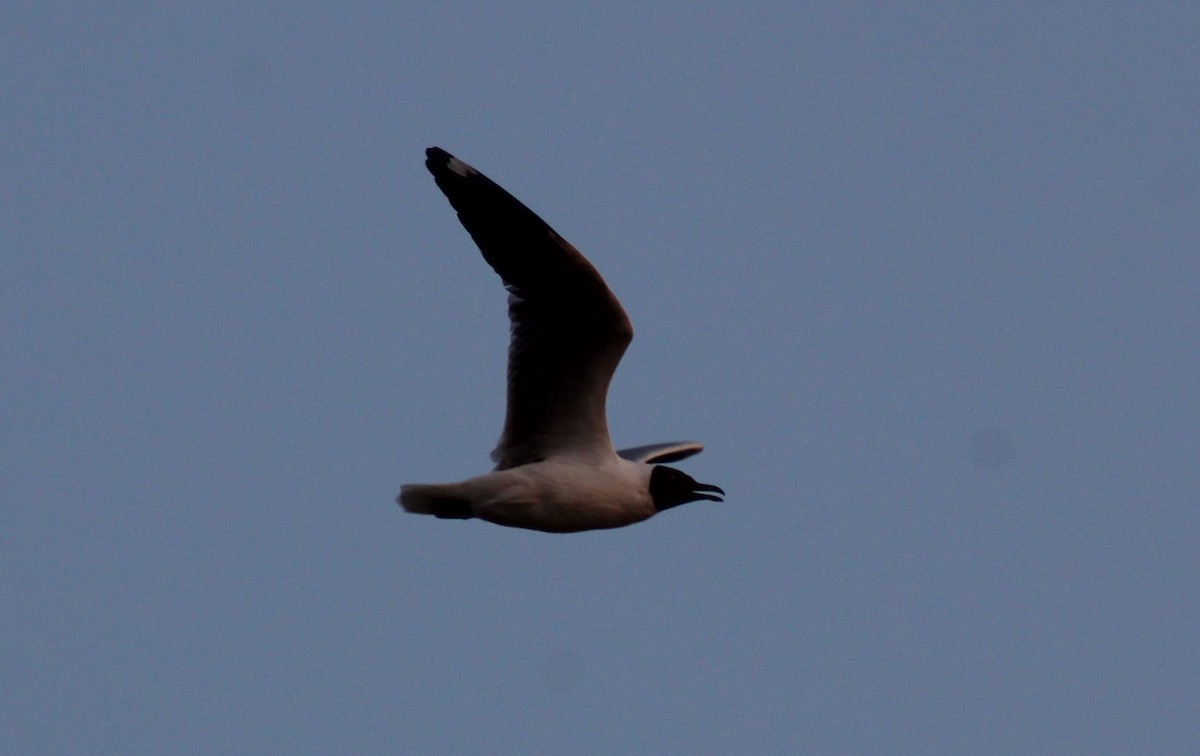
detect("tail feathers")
[398,484,475,520]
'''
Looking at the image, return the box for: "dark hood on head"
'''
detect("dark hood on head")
[649,465,725,513]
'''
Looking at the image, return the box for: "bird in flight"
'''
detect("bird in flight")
[399,147,723,532]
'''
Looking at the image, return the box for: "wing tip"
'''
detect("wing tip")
[426,146,474,179]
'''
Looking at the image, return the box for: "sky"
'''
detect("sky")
[3,3,1198,753]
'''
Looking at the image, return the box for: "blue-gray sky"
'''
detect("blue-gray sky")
[4,3,1198,753]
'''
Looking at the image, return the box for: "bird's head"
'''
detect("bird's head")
[649,465,725,512]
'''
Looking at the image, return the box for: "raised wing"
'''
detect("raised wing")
[616,441,705,464]
[425,147,633,470]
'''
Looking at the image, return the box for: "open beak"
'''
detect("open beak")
[693,482,725,502]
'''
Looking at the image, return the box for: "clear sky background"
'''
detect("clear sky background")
[3,3,1198,753]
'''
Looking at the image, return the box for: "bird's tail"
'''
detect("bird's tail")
[397,484,474,520]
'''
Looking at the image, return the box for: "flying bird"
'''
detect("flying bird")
[399,147,723,533]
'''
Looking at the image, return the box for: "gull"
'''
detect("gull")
[398,147,723,533]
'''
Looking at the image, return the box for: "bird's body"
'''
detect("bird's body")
[402,456,656,533]
[399,147,722,532]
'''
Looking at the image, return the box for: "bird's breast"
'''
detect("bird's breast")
[468,460,654,533]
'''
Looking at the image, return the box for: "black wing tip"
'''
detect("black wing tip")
[425,146,451,175]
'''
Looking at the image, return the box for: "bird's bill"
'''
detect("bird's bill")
[693,482,725,502]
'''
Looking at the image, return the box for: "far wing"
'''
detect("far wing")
[616,441,705,464]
